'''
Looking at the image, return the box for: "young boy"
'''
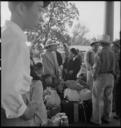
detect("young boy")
[28,62,48,126]
[42,74,61,118]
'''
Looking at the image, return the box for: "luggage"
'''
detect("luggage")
[83,99,92,122]
[61,100,89,124]
[64,88,91,102]
[48,113,69,126]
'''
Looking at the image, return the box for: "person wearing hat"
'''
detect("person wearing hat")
[84,38,99,90]
[42,40,59,80]
[111,39,120,120]
[90,35,115,125]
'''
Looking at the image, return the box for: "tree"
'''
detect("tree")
[71,22,90,45]
[26,1,79,48]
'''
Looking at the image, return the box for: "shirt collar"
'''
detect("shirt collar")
[5,20,27,41]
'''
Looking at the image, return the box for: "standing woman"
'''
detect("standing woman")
[67,48,82,80]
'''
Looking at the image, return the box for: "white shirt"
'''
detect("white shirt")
[1,20,32,118]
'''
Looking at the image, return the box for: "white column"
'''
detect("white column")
[104,2,114,41]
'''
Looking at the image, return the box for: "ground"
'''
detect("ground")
[70,113,120,127]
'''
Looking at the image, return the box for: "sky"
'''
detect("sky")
[1,1,120,40]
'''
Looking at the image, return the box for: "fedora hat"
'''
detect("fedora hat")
[45,40,58,48]
[98,34,111,44]
[90,38,99,45]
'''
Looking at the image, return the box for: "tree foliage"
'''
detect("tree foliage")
[71,22,90,46]
[26,1,79,48]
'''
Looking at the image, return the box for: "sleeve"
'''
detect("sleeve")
[2,33,29,118]
[84,51,91,70]
[53,52,59,78]
[92,53,101,79]
[31,81,48,125]
[73,57,81,75]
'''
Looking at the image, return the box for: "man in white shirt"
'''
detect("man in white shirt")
[1,1,50,126]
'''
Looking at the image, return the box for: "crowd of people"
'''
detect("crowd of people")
[1,1,120,127]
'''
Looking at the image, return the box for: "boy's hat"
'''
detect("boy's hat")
[90,38,99,46]
[45,40,58,48]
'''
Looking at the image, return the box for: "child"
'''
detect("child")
[42,74,61,118]
[26,62,48,126]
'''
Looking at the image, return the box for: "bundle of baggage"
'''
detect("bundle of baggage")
[43,87,61,118]
[43,74,92,125]
[57,77,92,124]
[48,113,69,126]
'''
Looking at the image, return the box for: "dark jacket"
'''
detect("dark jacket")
[68,55,82,80]
[56,51,63,66]
[115,56,121,118]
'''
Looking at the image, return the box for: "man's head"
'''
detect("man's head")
[98,34,111,48]
[91,42,99,52]
[8,1,50,30]
[45,40,58,51]
[90,38,99,52]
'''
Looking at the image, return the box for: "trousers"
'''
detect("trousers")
[91,73,114,124]
[87,70,93,90]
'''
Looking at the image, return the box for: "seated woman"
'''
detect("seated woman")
[41,74,61,118]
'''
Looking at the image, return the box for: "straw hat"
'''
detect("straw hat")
[98,34,111,44]
[90,38,99,46]
[45,40,58,48]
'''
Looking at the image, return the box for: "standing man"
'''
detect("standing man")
[91,35,115,125]
[84,38,99,90]
[1,1,50,126]
[42,40,59,79]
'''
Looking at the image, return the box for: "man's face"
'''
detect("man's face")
[23,2,46,29]
[92,43,99,51]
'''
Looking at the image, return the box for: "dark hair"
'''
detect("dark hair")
[9,1,50,10]
[34,62,43,70]
[30,62,43,80]
[70,48,78,55]
[41,74,53,89]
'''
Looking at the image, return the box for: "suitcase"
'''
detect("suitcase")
[83,99,92,122]
[61,100,87,124]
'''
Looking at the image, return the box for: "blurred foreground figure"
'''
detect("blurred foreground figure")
[1,1,50,126]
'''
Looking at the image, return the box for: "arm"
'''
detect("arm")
[93,54,101,80]
[30,81,48,125]
[84,51,91,71]
[2,31,32,118]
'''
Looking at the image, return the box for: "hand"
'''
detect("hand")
[22,103,38,120]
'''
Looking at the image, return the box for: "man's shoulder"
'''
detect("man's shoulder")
[2,22,26,43]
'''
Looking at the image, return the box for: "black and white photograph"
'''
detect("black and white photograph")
[1,1,120,127]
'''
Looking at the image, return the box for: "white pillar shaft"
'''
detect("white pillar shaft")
[104,2,114,41]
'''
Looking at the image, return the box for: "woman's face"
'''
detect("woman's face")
[70,51,75,58]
